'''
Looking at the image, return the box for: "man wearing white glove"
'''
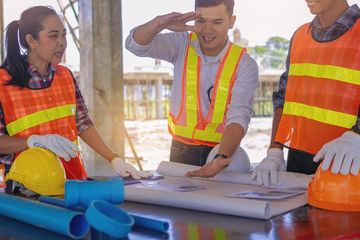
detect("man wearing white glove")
[252,0,360,187]
[251,148,286,187]
[314,131,360,176]
[253,0,360,186]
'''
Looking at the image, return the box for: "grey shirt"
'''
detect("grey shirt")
[125,30,258,133]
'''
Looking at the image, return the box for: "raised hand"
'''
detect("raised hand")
[157,11,200,32]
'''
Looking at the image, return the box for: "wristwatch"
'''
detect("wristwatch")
[212,153,230,168]
[212,153,229,161]
[351,118,360,135]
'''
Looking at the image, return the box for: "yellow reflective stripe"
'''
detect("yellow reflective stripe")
[168,115,194,137]
[194,122,222,142]
[7,104,76,136]
[186,45,199,128]
[194,45,243,141]
[169,42,243,142]
[212,45,242,122]
[168,44,199,138]
[190,32,197,41]
[283,101,356,128]
[289,63,360,85]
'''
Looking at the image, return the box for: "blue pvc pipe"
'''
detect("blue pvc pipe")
[85,200,134,238]
[0,215,70,240]
[39,195,169,233]
[65,178,124,208]
[0,194,89,239]
[130,214,169,232]
[39,195,85,212]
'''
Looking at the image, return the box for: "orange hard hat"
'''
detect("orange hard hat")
[308,163,360,211]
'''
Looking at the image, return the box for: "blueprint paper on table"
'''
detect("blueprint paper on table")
[225,189,306,200]
[156,161,313,190]
[125,162,309,219]
[140,178,207,192]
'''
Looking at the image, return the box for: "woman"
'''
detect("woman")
[0,6,151,192]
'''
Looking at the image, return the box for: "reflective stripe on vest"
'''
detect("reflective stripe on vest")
[283,101,357,129]
[6,104,76,136]
[168,40,199,138]
[289,63,360,85]
[168,33,244,144]
[193,44,243,142]
[0,66,87,180]
[275,21,360,154]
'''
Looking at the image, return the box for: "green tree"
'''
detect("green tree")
[248,36,290,70]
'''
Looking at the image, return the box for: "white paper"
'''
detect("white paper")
[124,161,309,219]
[157,161,313,190]
[126,177,272,219]
[140,178,206,192]
[225,189,306,200]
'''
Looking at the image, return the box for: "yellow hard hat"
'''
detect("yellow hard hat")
[6,147,66,196]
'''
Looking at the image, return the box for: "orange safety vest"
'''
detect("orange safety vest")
[0,65,87,180]
[168,33,245,146]
[275,21,360,154]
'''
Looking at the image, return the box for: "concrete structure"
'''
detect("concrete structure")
[0,0,127,175]
[79,0,124,175]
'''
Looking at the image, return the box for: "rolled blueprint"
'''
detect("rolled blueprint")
[157,161,313,189]
[125,175,308,219]
[126,184,271,219]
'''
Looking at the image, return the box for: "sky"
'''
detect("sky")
[3,0,360,72]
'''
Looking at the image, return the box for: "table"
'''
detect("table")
[1,201,360,239]
[122,202,360,239]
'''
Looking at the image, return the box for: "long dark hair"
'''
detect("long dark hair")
[1,6,58,88]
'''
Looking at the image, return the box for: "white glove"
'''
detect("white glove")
[251,148,286,187]
[111,157,153,179]
[27,134,78,161]
[313,131,360,175]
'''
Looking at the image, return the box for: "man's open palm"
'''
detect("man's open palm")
[158,11,200,32]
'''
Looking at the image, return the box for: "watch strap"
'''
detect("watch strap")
[212,153,229,160]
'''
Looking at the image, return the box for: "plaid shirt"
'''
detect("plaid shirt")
[273,4,360,109]
[0,64,93,164]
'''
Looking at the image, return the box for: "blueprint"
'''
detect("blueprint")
[125,161,310,219]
